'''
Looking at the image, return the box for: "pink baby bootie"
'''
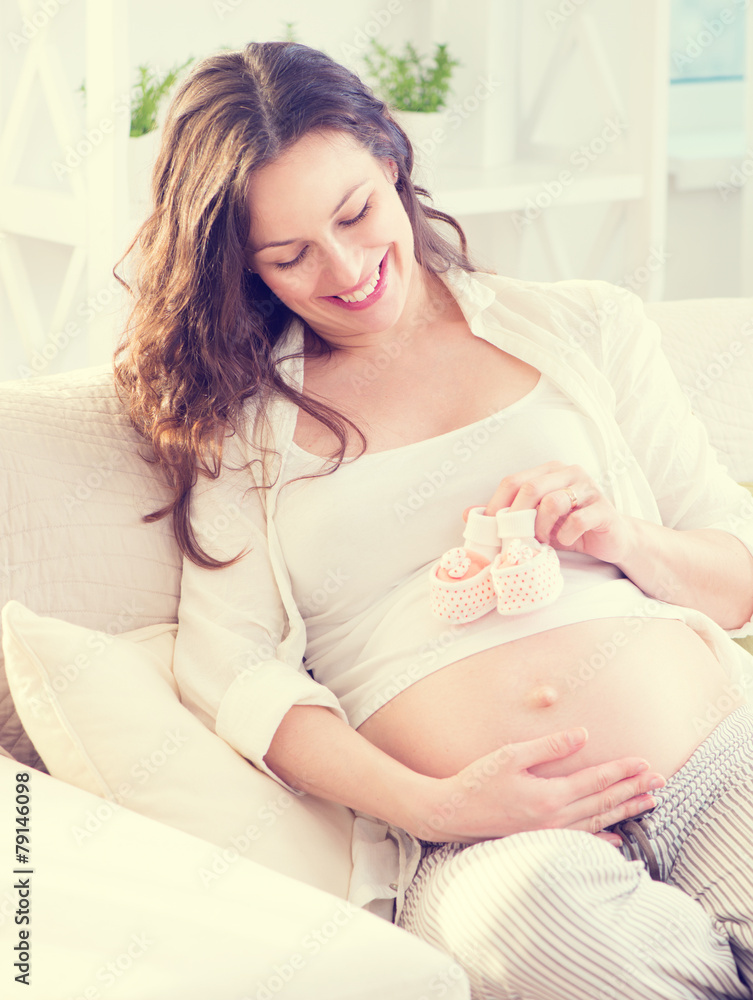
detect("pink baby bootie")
[491,507,564,615]
[428,507,499,623]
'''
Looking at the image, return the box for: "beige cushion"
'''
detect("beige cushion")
[0,366,182,765]
[2,600,354,898]
[645,299,753,483]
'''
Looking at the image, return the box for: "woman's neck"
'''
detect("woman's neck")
[303,265,460,364]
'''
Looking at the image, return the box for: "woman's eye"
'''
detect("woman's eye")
[341,201,371,227]
[275,246,310,271]
[271,201,371,270]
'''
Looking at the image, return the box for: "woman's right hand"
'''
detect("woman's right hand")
[409,726,665,844]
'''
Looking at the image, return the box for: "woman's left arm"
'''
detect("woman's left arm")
[615,518,753,630]
[485,282,753,633]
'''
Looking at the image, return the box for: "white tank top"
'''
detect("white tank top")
[275,374,682,727]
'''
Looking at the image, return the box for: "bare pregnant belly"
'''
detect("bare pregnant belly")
[356,618,739,780]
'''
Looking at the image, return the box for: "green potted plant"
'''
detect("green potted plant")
[128,58,193,211]
[363,40,459,186]
[364,40,458,114]
[129,58,193,138]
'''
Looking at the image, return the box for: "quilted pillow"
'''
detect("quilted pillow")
[645,298,753,483]
[0,366,182,766]
[2,601,354,897]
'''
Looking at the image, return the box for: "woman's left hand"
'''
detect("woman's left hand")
[481,460,636,567]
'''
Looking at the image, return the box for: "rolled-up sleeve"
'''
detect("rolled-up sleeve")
[173,444,348,790]
[594,282,753,637]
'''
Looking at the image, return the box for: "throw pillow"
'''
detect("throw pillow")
[1,601,353,898]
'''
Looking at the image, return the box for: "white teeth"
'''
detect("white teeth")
[336,262,381,303]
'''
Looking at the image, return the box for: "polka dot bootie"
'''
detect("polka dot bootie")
[429,506,563,623]
[428,507,499,624]
[491,508,564,615]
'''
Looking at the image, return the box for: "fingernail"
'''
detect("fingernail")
[566,728,587,747]
[636,761,649,772]
[606,835,623,848]
[648,777,665,790]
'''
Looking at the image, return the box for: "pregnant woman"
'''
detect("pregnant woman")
[115,41,753,999]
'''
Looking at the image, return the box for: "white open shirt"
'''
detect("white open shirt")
[174,269,753,920]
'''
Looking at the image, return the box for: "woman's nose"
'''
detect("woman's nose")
[320,240,363,293]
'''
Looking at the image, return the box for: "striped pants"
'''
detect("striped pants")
[397,707,753,1000]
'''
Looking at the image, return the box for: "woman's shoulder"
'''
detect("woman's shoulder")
[462,270,650,373]
[469,269,635,319]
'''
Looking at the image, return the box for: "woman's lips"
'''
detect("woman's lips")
[323,251,389,311]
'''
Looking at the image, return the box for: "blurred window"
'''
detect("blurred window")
[670,0,746,83]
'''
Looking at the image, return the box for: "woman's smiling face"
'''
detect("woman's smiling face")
[248,130,418,345]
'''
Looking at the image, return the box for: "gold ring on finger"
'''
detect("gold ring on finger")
[563,486,579,511]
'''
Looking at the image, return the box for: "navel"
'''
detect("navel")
[528,684,559,708]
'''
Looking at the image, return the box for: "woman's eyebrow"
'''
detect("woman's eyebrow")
[253,180,369,252]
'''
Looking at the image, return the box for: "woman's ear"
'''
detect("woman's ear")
[384,158,399,183]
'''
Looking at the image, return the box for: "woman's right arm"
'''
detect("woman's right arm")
[265,704,662,843]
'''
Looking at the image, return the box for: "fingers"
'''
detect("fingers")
[569,790,658,834]
[558,763,666,832]
[504,727,589,770]
[484,461,567,516]
[483,463,600,543]
[534,484,598,547]
[558,756,653,801]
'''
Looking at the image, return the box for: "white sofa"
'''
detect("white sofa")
[1,296,752,998]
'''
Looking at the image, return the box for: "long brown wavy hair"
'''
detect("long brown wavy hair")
[114,41,477,567]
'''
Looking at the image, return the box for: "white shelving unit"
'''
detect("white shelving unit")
[5,0,749,378]
[0,0,129,377]
[425,0,671,300]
